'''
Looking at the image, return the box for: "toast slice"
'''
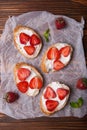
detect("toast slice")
[40,82,70,115]
[41,43,73,73]
[13,25,42,58]
[14,62,43,96]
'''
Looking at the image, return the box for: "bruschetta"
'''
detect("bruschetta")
[14,62,43,96]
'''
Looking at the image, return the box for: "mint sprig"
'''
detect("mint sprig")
[43,29,50,42]
[70,97,83,108]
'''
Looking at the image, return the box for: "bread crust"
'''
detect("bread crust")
[40,82,70,115]
[13,25,42,58]
[41,43,73,73]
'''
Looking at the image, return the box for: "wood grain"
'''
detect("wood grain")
[0,0,87,129]
[72,0,87,6]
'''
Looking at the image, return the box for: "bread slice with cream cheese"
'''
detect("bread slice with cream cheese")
[14,62,43,96]
[40,81,70,115]
[41,43,73,73]
[13,25,42,58]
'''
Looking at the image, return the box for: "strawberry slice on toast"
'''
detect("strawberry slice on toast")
[47,47,60,60]
[20,32,30,44]
[57,88,69,100]
[17,68,31,81]
[44,86,56,99]
[24,46,35,55]
[29,76,43,89]
[46,100,59,111]
[60,46,71,57]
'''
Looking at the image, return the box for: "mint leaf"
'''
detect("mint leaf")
[78,97,83,107]
[70,102,79,108]
[43,29,50,42]
[70,97,83,108]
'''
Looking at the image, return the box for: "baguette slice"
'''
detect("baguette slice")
[40,82,70,115]
[13,25,42,58]
[14,62,43,96]
[41,43,73,73]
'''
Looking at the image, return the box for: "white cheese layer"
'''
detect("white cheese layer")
[26,88,39,96]
[41,82,70,113]
[45,43,72,72]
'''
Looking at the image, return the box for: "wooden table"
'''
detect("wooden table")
[0,0,87,129]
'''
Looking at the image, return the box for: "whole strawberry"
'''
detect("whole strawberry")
[55,17,66,29]
[4,92,19,103]
[76,78,87,90]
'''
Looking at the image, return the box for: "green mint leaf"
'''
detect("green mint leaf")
[77,97,83,107]
[70,102,79,108]
[70,97,83,108]
[43,29,50,42]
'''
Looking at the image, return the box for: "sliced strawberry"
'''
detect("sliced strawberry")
[17,81,28,93]
[29,76,43,89]
[46,100,59,111]
[30,34,41,46]
[20,33,30,44]
[53,60,64,71]
[60,46,71,57]
[47,47,60,60]
[44,86,56,99]
[17,68,31,81]
[24,46,35,55]
[57,88,69,100]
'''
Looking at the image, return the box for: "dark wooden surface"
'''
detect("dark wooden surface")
[0,0,87,129]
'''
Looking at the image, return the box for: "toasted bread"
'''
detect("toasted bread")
[40,81,70,115]
[14,62,43,96]
[13,25,42,58]
[41,43,73,73]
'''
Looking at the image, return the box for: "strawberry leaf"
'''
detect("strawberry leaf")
[82,78,87,87]
[70,97,83,108]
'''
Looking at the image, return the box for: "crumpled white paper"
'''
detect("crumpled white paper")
[0,11,87,119]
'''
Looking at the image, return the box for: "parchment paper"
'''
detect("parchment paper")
[0,11,87,119]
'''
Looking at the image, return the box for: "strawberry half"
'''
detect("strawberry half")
[55,17,66,29]
[17,68,31,81]
[47,47,60,60]
[29,76,43,89]
[44,86,56,99]
[60,46,71,57]
[53,60,64,71]
[30,34,41,46]
[24,46,35,55]
[57,88,69,100]
[46,100,59,111]
[20,33,30,44]
[17,81,28,93]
